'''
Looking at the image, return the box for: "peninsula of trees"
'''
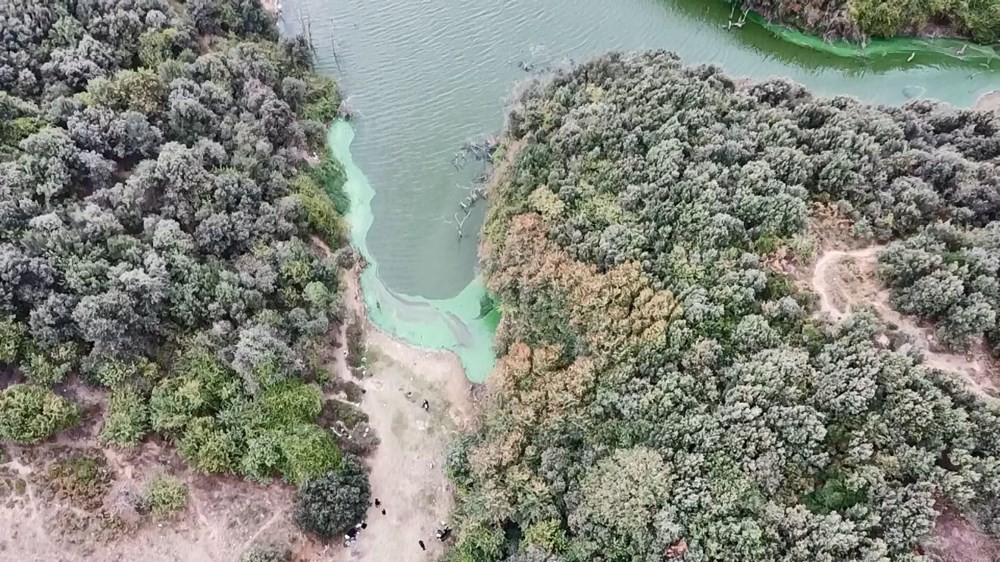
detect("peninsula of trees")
[1,0,367,539]
[448,51,1000,561]
[738,0,999,43]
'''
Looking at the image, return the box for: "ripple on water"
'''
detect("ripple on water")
[285,0,1000,380]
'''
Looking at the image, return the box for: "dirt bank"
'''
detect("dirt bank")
[976,90,1000,113]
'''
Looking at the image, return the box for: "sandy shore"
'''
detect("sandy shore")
[976,90,1000,113]
[295,240,476,561]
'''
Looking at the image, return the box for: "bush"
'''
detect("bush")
[293,455,370,540]
[0,317,27,364]
[280,424,342,485]
[99,388,151,447]
[239,545,292,562]
[142,475,188,517]
[43,454,113,510]
[291,173,345,245]
[0,384,79,444]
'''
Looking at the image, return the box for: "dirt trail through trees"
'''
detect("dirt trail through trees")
[811,246,997,399]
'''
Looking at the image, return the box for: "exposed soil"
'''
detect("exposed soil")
[976,90,1000,113]
[0,416,301,562]
[927,503,1000,562]
[324,263,474,562]
[0,250,474,562]
[810,246,998,398]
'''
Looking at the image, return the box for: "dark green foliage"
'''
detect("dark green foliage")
[0,384,78,444]
[0,0,350,482]
[321,399,369,430]
[302,75,342,124]
[187,0,278,40]
[291,173,345,245]
[308,156,350,215]
[457,52,1000,562]
[293,455,371,540]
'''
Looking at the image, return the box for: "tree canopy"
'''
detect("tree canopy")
[450,51,1000,561]
[0,0,350,486]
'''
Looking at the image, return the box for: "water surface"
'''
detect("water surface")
[282,0,999,380]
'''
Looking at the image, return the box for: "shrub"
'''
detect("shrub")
[99,388,150,447]
[280,424,342,485]
[293,455,370,540]
[0,317,27,364]
[43,454,113,510]
[142,475,188,517]
[0,384,79,444]
[291,173,344,245]
[239,545,292,562]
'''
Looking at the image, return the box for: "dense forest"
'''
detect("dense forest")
[0,0,365,536]
[738,0,1000,43]
[447,51,1000,561]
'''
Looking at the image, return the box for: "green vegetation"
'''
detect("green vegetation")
[293,455,371,540]
[0,384,78,444]
[239,545,293,562]
[42,454,113,510]
[99,388,151,448]
[452,51,1000,561]
[0,0,363,499]
[880,223,1000,350]
[142,474,188,517]
[740,0,1000,43]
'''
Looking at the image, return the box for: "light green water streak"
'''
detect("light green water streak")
[329,121,499,383]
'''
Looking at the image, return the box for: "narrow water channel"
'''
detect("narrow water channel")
[281,0,999,382]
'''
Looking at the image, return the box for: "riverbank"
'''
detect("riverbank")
[318,262,475,562]
[738,0,1000,46]
[978,90,1000,112]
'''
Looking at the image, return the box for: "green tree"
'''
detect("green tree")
[0,384,79,444]
[293,455,370,540]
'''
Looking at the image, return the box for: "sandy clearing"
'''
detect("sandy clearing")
[975,90,1000,113]
[927,503,1000,562]
[327,263,474,562]
[810,246,998,399]
[0,440,301,562]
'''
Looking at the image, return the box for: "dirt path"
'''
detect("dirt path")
[329,264,473,562]
[810,246,997,398]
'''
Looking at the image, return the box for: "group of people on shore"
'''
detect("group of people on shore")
[343,497,452,552]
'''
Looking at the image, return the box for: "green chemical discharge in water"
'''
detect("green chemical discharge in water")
[285,0,1000,383]
[740,9,999,63]
[329,121,499,383]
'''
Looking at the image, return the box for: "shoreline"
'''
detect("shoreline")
[977,90,1000,113]
[343,259,480,400]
